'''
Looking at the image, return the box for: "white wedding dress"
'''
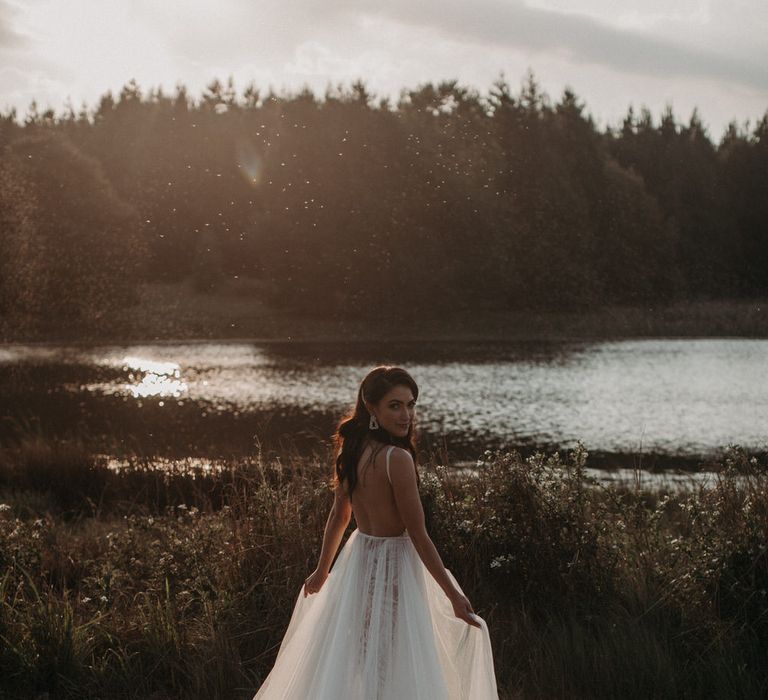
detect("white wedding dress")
[253,446,499,700]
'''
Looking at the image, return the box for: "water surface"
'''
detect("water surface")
[1,338,765,466]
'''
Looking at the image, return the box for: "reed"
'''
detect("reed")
[0,431,766,699]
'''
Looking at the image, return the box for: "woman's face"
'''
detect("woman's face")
[369,385,416,437]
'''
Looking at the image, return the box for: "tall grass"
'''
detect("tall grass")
[0,431,766,699]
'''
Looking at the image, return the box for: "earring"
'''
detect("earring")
[369,414,379,430]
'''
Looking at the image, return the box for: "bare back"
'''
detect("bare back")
[347,440,407,536]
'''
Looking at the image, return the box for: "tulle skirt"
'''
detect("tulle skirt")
[253,529,498,699]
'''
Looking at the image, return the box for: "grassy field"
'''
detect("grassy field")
[120,281,768,342]
[1,430,767,699]
[9,278,767,343]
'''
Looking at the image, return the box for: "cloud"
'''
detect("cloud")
[0,0,31,51]
[351,0,768,92]
[0,0,764,137]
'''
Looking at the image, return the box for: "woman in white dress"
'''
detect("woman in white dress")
[253,366,499,699]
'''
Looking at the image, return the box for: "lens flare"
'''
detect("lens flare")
[236,137,263,187]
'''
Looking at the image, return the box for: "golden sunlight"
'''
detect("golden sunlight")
[121,355,187,398]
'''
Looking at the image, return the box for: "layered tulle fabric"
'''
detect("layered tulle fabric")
[254,529,498,699]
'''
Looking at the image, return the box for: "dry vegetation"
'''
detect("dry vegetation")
[1,430,767,699]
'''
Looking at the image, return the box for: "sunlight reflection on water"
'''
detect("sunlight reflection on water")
[2,338,766,457]
[115,355,187,398]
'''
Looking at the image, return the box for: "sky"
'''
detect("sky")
[1,0,766,140]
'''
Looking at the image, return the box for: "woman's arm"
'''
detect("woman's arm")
[303,485,352,596]
[389,449,481,627]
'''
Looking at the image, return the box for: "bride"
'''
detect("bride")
[253,366,499,699]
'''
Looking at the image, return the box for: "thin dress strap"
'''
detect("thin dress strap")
[385,445,396,484]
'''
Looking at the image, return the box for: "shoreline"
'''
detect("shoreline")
[1,283,766,344]
[3,332,768,347]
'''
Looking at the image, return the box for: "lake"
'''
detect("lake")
[1,338,766,471]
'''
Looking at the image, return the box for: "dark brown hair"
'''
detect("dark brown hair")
[332,366,419,495]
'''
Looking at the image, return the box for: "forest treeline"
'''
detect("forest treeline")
[0,72,766,336]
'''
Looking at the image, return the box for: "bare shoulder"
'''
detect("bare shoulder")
[334,479,350,499]
[388,446,416,481]
[333,480,352,506]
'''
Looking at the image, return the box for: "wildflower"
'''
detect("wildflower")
[490,554,515,570]
[458,520,474,533]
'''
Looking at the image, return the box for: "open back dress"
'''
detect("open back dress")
[253,445,499,699]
